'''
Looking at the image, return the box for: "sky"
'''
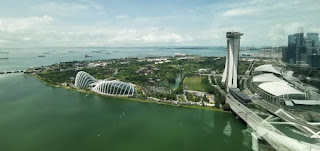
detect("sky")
[0,0,320,47]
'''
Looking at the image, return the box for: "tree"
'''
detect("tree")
[215,93,222,108]
[222,103,230,111]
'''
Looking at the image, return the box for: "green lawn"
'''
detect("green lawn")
[184,76,205,92]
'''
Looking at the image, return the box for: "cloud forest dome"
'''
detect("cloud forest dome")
[75,71,135,96]
[74,71,97,88]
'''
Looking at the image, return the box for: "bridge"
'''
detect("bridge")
[217,31,320,150]
[251,97,320,137]
[200,73,250,78]
[0,70,24,74]
[226,94,320,151]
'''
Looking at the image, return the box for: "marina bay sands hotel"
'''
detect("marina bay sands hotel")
[222,32,243,91]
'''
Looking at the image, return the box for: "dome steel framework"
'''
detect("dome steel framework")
[75,71,135,96]
[75,71,97,88]
[91,80,135,96]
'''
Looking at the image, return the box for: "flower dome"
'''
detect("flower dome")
[91,80,135,96]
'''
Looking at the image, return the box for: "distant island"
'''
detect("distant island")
[25,54,252,111]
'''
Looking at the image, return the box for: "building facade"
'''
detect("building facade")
[222,32,243,91]
[283,32,320,68]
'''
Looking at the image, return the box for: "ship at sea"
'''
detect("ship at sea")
[0,51,9,59]
[241,53,251,57]
[85,54,93,58]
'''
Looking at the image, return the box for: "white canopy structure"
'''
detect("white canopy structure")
[75,71,97,88]
[258,81,304,97]
[291,100,320,105]
[91,80,135,96]
[75,71,135,96]
[254,64,282,75]
[252,73,283,83]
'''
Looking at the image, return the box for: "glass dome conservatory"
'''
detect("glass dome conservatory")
[75,71,135,96]
[91,80,135,96]
[75,71,97,88]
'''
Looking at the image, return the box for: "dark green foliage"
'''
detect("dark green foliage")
[238,61,251,75]
[174,75,185,94]
[186,93,202,102]
[84,67,115,79]
[154,92,176,100]
[222,103,230,111]
[38,70,78,84]
[125,74,148,84]
[211,75,217,85]
[290,67,320,90]
[201,76,225,107]
[216,77,226,91]
[202,76,215,94]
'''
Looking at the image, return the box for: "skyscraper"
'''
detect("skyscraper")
[306,33,319,47]
[294,33,305,63]
[222,32,243,91]
[306,33,320,66]
[284,32,320,67]
[285,35,297,64]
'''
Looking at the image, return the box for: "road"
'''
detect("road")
[227,94,320,151]
[252,97,320,137]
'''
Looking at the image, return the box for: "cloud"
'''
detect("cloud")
[110,28,193,44]
[115,15,129,19]
[0,15,54,33]
[214,0,320,46]
[1,0,320,47]
[223,8,259,17]
[0,39,9,43]
[32,1,105,16]
[98,12,107,16]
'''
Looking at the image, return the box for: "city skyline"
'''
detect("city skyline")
[0,0,320,48]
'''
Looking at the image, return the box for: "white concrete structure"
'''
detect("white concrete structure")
[222,32,243,91]
[75,71,97,88]
[91,80,135,96]
[291,100,320,105]
[254,64,282,75]
[75,71,135,96]
[252,73,283,83]
[227,94,320,151]
[258,81,304,97]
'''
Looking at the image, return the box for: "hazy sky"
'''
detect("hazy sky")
[0,0,319,47]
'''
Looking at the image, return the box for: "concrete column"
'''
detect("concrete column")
[252,132,259,151]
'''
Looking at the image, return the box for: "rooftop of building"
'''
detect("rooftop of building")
[252,73,283,83]
[226,32,243,38]
[254,64,282,75]
[258,81,304,97]
[291,99,320,105]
